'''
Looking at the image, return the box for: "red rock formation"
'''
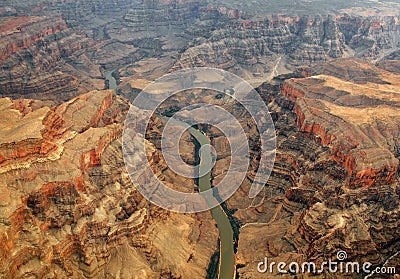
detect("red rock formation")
[0,16,67,62]
[0,90,218,278]
[231,64,400,279]
[281,59,400,188]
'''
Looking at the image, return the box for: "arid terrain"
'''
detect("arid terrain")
[0,0,399,278]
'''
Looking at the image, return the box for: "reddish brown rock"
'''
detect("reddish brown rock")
[232,61,399,278]
[0,15,67,62]
[0,90,218,278]
[281,59,400,188]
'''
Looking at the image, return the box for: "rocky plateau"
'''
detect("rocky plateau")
[0,0,399,278]
[0,0,399,102]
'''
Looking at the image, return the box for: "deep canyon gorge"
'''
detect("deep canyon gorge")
[0,0,399,278]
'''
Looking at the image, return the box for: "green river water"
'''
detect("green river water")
[106,71,236,279]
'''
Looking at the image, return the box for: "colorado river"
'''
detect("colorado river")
[105,69,117,91]
[106,71,236,279]
[159,116,236,279]
[188,125,235,279]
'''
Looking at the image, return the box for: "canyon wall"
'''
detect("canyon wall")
[1,1,399,102]
[234,60,400,278]
[0,91,218,278]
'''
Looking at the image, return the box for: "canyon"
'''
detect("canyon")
[0,0,399,102]
[0,0,399,278]
[0,58,398,278]
[234,59,400,278]
[0,90,219,278]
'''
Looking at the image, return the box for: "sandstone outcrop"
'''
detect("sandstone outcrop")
[282,58,400,188]
[0,90,218,278]
[0,1,399,278]
[234,60,400,278]
[134,60,399,278]
[1,1,399,100]
[0,14,103,102]
[174,14,399,85]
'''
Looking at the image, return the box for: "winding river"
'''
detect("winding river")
[186,125,235,279]
[106,70,236,279]
[159,117,236,279]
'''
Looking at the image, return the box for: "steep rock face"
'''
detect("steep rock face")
[282,58,400,188]
[337,14,399,60]
[0,15,104,102]
[173,14,399,83]
[0,2,399,278]
[1,1,399,99]
[0,91,218,278]
[129,60,400,278]
[0,16,67,61]
[234,60,400,278]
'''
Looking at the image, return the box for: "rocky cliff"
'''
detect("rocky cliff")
[234,59,400,278]
[174,14,399,83]
[282,58,399,187]
[0,51,399,279]
[0,14,101,102]
[0,90,218,278]
[1,1,399,100]
[0,1,399,278]
[116,59,400,278]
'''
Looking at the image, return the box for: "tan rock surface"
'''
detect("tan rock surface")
[233,61,400,278]
[282,58,400,187]
[0,91,218,278]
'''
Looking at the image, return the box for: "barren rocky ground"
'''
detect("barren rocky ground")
[0,1,399,278]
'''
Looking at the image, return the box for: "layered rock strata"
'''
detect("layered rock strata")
[1,1,399,100]
[233,60,400,278]
[0,90,218,278]
[282,58,400,188]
